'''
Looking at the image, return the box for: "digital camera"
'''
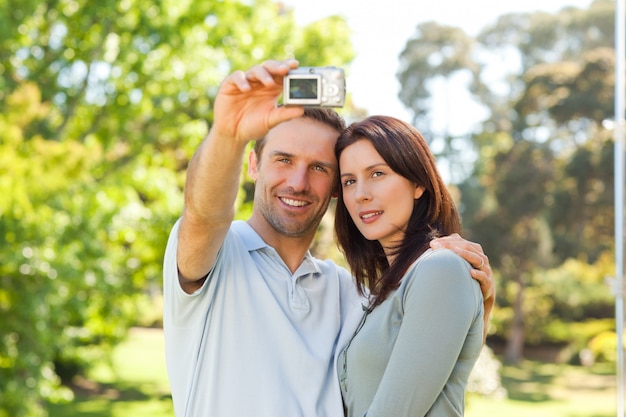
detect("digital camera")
[283,66,346,108]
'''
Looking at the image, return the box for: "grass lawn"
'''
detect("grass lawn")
[47,327,617,417]
[47,327,174,417]
[467,359,616,417]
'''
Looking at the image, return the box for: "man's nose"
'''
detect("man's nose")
[286,166,310,192]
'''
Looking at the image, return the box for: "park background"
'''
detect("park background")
[0,0,621,415]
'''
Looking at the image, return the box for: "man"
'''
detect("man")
[163,59,494,417]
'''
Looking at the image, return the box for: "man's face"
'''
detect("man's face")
[248,117,339,240]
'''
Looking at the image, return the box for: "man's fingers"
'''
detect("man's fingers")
[242,59,299,87]
[470,268,494,300]
[269,105,305,129]
[229,70,251,91]
[244,65,277,86]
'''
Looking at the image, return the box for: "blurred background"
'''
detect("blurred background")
[0,0,620,415]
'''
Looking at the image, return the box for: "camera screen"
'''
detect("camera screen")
[288,78,318,99]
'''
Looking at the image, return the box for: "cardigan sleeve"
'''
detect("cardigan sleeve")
[363,249,484,417]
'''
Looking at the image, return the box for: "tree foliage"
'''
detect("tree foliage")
[398,0,617,363]
[0,1,354,415]
[397,21,480,136]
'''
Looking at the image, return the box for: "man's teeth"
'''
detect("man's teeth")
[362,211,382,219]
[282,198,307,207]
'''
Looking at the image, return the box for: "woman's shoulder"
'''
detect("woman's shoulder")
[413,248,471,273]
[400,248,473,291]
[401,248,480,306]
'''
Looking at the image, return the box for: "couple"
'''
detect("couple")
[163,59,494,416]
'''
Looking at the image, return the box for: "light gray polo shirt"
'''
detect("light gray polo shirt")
[163,219,364,417]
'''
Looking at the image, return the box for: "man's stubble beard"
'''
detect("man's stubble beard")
[257,192,330,239]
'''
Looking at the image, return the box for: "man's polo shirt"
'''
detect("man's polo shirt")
[163,219,364,417]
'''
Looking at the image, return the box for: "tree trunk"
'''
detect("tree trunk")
[504,276,525,364]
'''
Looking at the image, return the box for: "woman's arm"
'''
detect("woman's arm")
[430,234,494,340]
[364,250,484,417]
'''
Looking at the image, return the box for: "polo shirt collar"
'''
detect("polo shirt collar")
[232,220,321,275]
[232,220,267,251]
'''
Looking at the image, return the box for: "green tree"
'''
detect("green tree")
[398,0,617,363]
[397,21,479,133]
[397,21,481,183]
[0,1,354,416]
[463,138,557,363]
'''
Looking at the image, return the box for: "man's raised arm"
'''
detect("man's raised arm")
[176,59,304,293]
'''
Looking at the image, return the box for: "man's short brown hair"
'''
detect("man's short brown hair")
[253,108,346,157]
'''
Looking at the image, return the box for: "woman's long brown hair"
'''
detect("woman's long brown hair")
[334,116,461,308]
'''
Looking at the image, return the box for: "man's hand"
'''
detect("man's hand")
[430,233,495,341]
[211,59,305,145]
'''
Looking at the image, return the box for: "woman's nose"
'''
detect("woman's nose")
[355,183,372,203]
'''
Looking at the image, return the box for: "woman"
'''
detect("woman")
[335,115,484,417]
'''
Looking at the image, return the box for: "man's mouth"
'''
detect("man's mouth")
[280,197,309,207]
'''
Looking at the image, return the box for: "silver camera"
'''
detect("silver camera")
[283,66,346,108]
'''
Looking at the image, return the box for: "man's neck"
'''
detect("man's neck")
[247,219,315,274]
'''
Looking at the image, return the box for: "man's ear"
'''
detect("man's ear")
[332,181,340,198]
[248,150,258,180]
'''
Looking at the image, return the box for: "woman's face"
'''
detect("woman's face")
[339,138,424,252]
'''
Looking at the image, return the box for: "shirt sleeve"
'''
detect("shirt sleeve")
[364,249,484,417]
[163,218,223,327]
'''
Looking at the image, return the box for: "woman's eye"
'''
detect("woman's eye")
[343,179,355,187]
